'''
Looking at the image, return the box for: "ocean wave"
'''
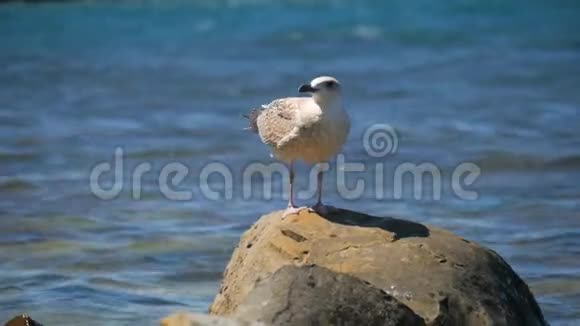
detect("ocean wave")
[509,229,580,245]
[0,179,37,193]
[0,151,40,163]
[472,151,580,172]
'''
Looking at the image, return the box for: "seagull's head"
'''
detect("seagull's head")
[298,76,342,106]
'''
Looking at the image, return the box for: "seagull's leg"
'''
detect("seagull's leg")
[282,161,305,218]
[310,163,337,215]
[288,160,296,208]
[314,164,324,206]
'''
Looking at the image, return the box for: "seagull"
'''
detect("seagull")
[245,76,350,217]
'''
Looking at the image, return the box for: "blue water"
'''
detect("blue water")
[1,1,579,325]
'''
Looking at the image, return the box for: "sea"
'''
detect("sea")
[0,0,579,325]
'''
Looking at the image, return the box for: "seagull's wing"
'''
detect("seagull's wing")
[256,98,302,148]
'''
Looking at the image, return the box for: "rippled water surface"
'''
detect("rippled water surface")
[1,1,579,325]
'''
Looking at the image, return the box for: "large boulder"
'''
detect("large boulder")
[236,265,425,325]
[163,265,423,326]
[208,209,547,326]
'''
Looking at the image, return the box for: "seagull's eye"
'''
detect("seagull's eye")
[326,81,335,88]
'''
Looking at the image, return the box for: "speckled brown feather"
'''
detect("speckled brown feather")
[245,96,349,164]
[254,98,301,147]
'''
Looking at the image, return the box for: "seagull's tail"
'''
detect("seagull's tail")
[243,107,262,133]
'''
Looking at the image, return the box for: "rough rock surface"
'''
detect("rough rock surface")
[209,209,547,326]
[161,312,263,326]
[235,264,425,325]
[162,265,422,326]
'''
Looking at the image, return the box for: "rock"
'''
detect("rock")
[160,312,263,326]
[209,209,547,326]
[235,264,425,325]
[4,315,42,326]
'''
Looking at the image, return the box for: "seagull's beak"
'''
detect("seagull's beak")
[298,84,318,93]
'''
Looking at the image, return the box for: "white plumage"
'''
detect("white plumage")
[255,97,350,164]
[246,76,350,217]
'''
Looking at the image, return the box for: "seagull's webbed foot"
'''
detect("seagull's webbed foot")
[309,203,338,216]
[282,206,308,219]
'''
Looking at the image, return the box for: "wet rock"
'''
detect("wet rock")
[208,209,547,326]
